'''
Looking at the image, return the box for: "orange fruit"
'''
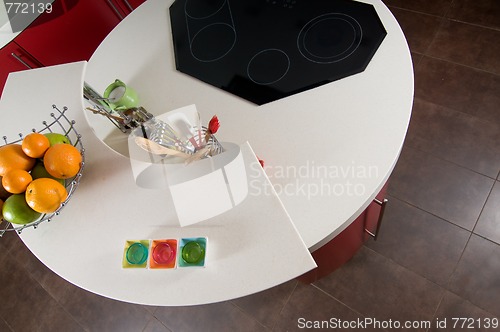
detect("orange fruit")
[0,144,36,177]
[2,169,32,194]
[0,176,12,200]
[43,144,82,179]
[22,132,50,158]
[25,178,68,214]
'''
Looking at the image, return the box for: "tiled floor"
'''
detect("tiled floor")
[1,0,499,331]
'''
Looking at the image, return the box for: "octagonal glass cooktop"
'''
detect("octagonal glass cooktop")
[170,0,387,105]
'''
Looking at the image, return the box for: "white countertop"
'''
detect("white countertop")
[0,22,21,49]
[85,0,414,251]
[0,0,413,306]
[0,0,55,49]
[1,62,317,306]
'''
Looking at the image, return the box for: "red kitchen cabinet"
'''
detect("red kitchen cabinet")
[0,42,42,95]
[298,182,389,283]
[112,0,146,17]
[14,0,121,66]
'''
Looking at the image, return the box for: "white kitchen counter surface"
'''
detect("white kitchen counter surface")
[0,62,316,306]
[86,0,414,251]
[0,0,413,306]
[0,25,20,49]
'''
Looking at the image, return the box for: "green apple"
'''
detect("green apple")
[31,161,65,185]
[44,133,70,146]
[2,194,42,225]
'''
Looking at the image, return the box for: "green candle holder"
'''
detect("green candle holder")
[178,237,207,267]
[122,240,150,268]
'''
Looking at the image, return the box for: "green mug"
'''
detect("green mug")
[103,79,139,110]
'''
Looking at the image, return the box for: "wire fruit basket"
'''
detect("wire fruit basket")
[0,105,85,237]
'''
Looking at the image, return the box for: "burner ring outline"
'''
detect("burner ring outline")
[297,13,363,64]
[189,23,237,62]
[247,49,291,85]
[184,0,227,20]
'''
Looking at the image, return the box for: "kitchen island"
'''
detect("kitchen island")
[1,0,413,306]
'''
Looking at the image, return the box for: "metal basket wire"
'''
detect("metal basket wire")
[0,105,85,237]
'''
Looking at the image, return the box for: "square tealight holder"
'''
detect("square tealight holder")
[123,240,150,268]
[178,237,207,267]
[149,239,178,269]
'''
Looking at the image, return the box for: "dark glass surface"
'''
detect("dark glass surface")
[170,0,387,105]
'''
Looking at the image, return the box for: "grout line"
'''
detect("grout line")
[442,0,455,21]
[309,283,390,332]
[470,180,496,234]
[399,143,499,181]
[279,280,298,316]
[410,96,500,138]
[419,53,500,77]
[438,232,500,318]
[384,194,476,235]
[388,2,500,33]
[442,231,473,291]
[420,15,446,57]
[426,292,447,332]
[229,301,271,331]
[267,279,300,331]
[386,5,445,20]
[444,17,500,32]
[141,316,172,332]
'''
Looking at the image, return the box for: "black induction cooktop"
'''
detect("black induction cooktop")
[169,0,387,105]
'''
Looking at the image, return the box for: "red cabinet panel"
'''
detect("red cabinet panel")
[119,0,146,12]
[298,182,389,283]
[0,42,42,95]
[111,0,147,18]
[14,0,120,66]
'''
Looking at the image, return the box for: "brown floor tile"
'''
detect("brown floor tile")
[1,230,80,304]
[429,291,497,332]
[313,247,444,329]
[447,0,500,30]
[3,239,156,331]
[231,279,297,329]
[0,254,84,332]
[143,317,172,332]
[383,0,453,16]
[388,146,494,230]
[406,98,500,178]
[54,285,153,332]
[428,20,500,75]
[415,56,500,124]
[273,283,377,332]
[448,234,500,316]
[366,196,469,286]
[391,8,442,54]
[388,8,442,54]
[0,317,12,332]
[474,181,500,244]
[2,1,500,330]
[411,52,423,68]
[0,228,22,254]
[154,302,268,332]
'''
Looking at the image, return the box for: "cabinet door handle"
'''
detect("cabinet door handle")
[11,52,33,69]
[364,197,388,241]
[107,0,124,19]
[122,0,134,11]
